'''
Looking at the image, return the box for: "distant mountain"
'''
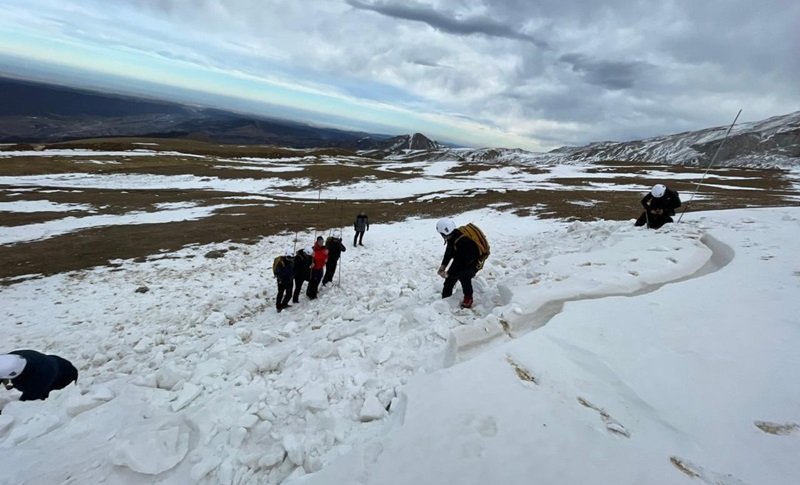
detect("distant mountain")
[384,111,800,169]
[0,77,394,149]
[551,110,800,168]
[357,133,441,158]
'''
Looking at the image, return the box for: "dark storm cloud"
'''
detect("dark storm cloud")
[559,54,654,91]
[345,0,549,49]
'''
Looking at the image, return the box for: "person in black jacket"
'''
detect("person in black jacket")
[1,350,78,402]
[436,218,481,309]
[273,246,295,312]
[322,230,347,286]
[354,212,369,247]
[292,246,313,304]
[635,184,682,229]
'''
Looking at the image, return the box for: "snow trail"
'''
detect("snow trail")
[1,211,725,484]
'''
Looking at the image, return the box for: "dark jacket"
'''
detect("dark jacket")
[354,214,369,232]
[641,188,682,216]
[325,237,346,261]
[294,251,312,281]
[441,228,481,275]
[9,349,78,401]
[273,256,295,283]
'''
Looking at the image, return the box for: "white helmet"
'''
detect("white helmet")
[332,229,342,239]
[651,184,666,198]
[284,246,294,257]
[436,218,456,237]
[0,354,26,379]
[303,246,313,256]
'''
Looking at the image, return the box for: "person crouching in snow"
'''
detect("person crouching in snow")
[436,218,490,309]
[322,230,346,286]
[1,350,78,402]
[292,246,313,304]
[306,236,328,300]
[635,183,682,229]
[273,246,295,312]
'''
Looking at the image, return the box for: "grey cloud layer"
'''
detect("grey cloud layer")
[5,0,799,149]
[346,0,549,48]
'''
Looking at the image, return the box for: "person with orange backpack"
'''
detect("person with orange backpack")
[435,218,490,309]
[272,246,295,312]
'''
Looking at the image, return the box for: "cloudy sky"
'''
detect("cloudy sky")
[1,0,798,150]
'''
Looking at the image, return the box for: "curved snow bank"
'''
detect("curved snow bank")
[0,209,769,484]
[295,207,800,485]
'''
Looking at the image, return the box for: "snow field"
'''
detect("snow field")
[2,208,796,484]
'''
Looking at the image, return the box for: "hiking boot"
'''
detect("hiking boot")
[276,306,283,313]
[460,297,473,309]
[292,299,299,304]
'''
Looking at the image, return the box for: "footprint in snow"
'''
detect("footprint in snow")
[506,356,538,385]
[576,397,629,438]
[669,456,745,485]
[754,421,799,435]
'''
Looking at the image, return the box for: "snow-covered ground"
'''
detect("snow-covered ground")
[2,206,799,484]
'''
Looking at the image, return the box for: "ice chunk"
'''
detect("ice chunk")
[109,422,190,475]
[65,386,115,417]
[359,394,387,422]
[300,385,329,411]
[283,434,305,466]
[171,383,201,412]
[190,454,222,481]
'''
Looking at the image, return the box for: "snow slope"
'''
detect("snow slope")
[1,207,799,484]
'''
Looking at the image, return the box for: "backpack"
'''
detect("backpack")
[272,256,283,277]
[456,223,490,271]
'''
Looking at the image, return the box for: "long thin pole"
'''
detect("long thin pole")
[337,198,343,287]
[677,109,742,223]
[316,188,322,238]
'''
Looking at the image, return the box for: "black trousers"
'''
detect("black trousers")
[442,268,475,299]
[322,258,340,284]
[307,269,323,299]
[354,231,365,246]
[292,276,307,303]
[635,212,673,229]
[276,279,293,308]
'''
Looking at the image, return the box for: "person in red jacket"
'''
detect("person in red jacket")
[306,236,328,299]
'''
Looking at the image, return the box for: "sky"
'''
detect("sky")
[1,0,799,151]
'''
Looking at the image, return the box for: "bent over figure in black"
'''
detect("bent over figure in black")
[1,350,78,402]
[635,184,682,229]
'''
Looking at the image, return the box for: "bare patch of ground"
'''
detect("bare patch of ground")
[1,139,798,281]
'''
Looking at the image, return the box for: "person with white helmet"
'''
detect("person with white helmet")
[635,183,682,229]
[1,350,78,402]
[435,218,490,309]
[292,245,314,304]
[322,229,347,286]
[272,245,296,312]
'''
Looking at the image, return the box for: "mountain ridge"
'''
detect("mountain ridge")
[0,77,395,149]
